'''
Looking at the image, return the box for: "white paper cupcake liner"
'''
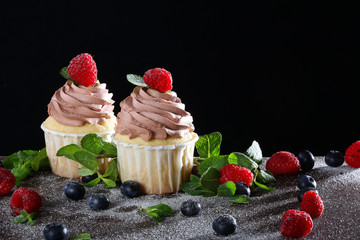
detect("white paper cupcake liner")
[41,123,114,179]
[113,134,198,194]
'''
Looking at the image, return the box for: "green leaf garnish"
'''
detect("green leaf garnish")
[228,152,258,172]
[12,210,37,225]
[245,140,263,164]
[126,74,149,87]
[256,170,276,184]
[229,194,252,204]
[200,167,221,192]
[195,132,222,158]
[217,181,236,197]
[140,203,173,222]
[4,149,50,185]
[56,134,119,188]
[254,181,275,191]
[197,155,229,175]
[70,233,91,240]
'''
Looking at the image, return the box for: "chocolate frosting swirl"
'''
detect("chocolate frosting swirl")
[48,81,115,126]
[115,86,194,141]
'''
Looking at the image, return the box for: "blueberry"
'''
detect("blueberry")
[298,175,316,190]
[212,214,237,236]
[235,181,251,196]
[120,180,142,198]
[325,150,344,167]
[181,199,201,217]
[43,223,68,240]
[297,188,318,202]
[81,173,98,183]
[297,150,315,172]
[64,182,85,200]
[88,194,110,210]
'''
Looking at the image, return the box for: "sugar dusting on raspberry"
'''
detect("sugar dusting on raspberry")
[1,157,360,239]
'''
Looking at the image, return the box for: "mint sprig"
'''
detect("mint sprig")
[70,233,92,240]
[57,133,118,188]
[12,210,37,226]
[140,203,174,222]
[180,132,275,204]
[3,148,50,185]
[126,74,149,87]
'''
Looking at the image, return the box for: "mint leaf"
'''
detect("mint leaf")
[12,210,37,225]
[245,140,263,164]
[32,147,50,171]
[256,170,276,184]
[101,177,116,188]
[197,155,229,175]
[140,203,173,222]
[81,134,104,154]
[217,181,236,197]
[229,194,252,204]
[57,144,83,158]
[195,132,222,158]
[102,159,118,181]
[190,174,200,182]
[84,177,101,187]
[126,74,148,87]
[70,233,91,240]
[73,151,98,170]
[60,67,73,81]
[78,168,96,177]
[200,167,221,192]
[228,152,258,172]
[11,164,32,185]
[254,181,275,191]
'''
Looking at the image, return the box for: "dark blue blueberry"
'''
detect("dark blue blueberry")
[88,194,110,210]
[64,182,85,200]
[297,188,318,202]
[180,199,201,217]
[235,181,251,196]
[212,214,237,236]
[325,150,344,167]
[81,173,98,183]
[298,175,316,190]
[297,150,315,172]
[120,180,142,198]
[43,223,68,240]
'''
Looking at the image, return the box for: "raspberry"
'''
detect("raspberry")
[67,53,97,87]
[345,141,360,168]
[266,151,300,175]
[299,190,324,218]
[219,164,254,186]
[0,168,15,196]
[280,210,313,238]
[143,68,173,92]
[10,187,42,215]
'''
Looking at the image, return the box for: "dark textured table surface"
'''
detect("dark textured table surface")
[1,156,359,240]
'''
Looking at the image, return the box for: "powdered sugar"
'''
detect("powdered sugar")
[1,157,360,239]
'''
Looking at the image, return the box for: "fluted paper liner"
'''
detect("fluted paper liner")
[113,134,198,194]
[41,124,114,179]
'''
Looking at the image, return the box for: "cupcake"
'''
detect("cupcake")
[41,53,116,179]
[113,68,198,194]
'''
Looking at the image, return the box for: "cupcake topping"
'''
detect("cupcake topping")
[48,81,114,126]
[115,86,194,141]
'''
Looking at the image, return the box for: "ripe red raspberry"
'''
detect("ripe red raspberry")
[0,168,15,196]
[280,210,313,238]
[219,164,254,186]
[143,68,173,92]
[345,141,360,168]
[266,151,300,175]
[67,53,97,87]
[300,190,324,218]
[10,187,42,215]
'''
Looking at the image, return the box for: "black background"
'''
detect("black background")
[0,2,358,157]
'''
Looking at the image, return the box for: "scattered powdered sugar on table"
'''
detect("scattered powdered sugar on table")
[1,157,360,239]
